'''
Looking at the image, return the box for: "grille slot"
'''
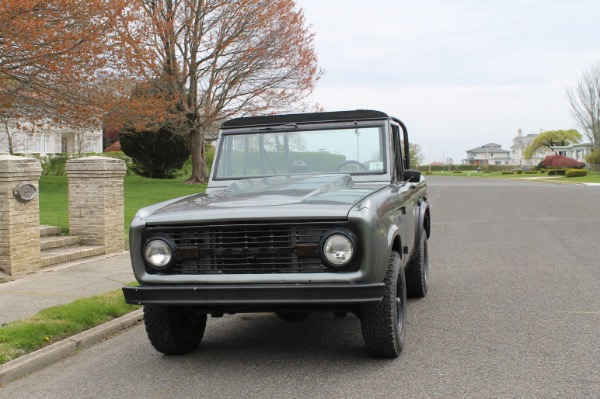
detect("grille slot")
[150,222,349,274]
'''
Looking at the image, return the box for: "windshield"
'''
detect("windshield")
[213,126,386,180]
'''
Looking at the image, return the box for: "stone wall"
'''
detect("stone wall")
[66,156,127,254]
[0,155,43,275]
[0,155,127,276]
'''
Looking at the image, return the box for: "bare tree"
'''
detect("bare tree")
[114,0,323,183]
[566,62,600,149]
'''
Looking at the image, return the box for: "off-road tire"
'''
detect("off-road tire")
[360,251,407,358]
[406,232,429,298]
[144,304,207,355]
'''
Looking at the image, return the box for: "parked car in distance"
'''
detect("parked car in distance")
[123,109,431,358]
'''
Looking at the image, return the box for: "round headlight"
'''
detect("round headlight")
[144,236,176,271]
[320,230,358,269]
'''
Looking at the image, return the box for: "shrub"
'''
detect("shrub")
[541,154,585,169]
[525,171,538,174]
[565,169,588,178]
[103,151,135,176]
[104,141,122,152]
[585,149,600,171]
[548,169,567,176]
[501,171,514,175]
[31,153,68,176]
[119,127,190,178]
[540,169,547,174]
[516,169,523,174]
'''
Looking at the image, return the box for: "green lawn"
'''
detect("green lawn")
[0,288,139,365]
[39,176,207,236]
[429,170,600,183]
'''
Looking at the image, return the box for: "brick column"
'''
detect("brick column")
[0,155,43,275]
[66,156,127,254]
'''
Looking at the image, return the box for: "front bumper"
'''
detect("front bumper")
[123,283,384,310]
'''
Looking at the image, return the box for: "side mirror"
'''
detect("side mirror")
[404,169,421,183]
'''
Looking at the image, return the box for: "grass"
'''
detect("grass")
[39,175,207,235]
[0,288,140,365]
[429,170,600,183]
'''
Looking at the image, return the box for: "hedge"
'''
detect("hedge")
[548,169,567,176]
[565,169,588,178]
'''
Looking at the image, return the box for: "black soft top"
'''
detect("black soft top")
[221,110,393,128]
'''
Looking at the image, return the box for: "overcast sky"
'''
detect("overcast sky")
[296,0,600,164]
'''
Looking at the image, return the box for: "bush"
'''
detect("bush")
[516,169,523,174]
[525,171,538,174]
[103,151,135,176]
[541,154,585,169]
[119,127,190,179]
[565,169,588,178]
[548,169,567,176]
[501,171,514,175]
[586,149,600,171]
[30,153,69,176]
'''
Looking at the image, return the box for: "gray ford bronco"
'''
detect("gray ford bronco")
[123,110,430,358]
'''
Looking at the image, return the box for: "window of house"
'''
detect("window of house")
[85,137,98,153]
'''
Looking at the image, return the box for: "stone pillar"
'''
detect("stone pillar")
[0,155,43,275]
[66,156,127,254]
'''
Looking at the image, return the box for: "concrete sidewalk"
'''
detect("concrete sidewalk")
[0,251,141,384]
[0,251,135,325]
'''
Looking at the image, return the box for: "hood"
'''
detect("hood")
[142,174,382,225]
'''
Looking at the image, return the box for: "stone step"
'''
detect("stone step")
[41,245,105,268]
[40,235,81,250]
[40,225,62,237]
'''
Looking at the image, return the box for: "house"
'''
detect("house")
[549,143,594,163]
[462,143,511,166]
[0,120,102,155]
[510,129,549,167]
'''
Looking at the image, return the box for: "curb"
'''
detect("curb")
[0,309,143,384]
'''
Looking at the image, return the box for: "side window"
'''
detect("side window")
[391,124,404,182]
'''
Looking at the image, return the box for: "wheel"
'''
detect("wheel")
[144,304,207,355]
[406,232,429,298]
[335,160,368,172]
[360,251,407,358]
[275,312,311,322]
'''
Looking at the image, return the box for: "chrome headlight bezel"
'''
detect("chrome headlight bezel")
[319,229,359,270]
[143,234,177,272]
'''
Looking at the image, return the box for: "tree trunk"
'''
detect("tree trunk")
[188,129,207,184]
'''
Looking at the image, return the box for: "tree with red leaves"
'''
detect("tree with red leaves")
[112,0,323,183]
[0,0,131,127]
[540,154,585,169]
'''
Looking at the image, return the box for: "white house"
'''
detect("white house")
[550,143,594,163]
[463,143,511,166]
[0,120,102,155]
[510,129,550,167]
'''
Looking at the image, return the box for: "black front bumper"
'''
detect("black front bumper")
[123,283,384,311]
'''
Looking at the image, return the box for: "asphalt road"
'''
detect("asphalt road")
[2,176,599,398]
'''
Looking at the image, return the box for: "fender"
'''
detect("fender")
[416,197,431,243]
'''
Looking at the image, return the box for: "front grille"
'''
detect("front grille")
[148,222,350,274]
